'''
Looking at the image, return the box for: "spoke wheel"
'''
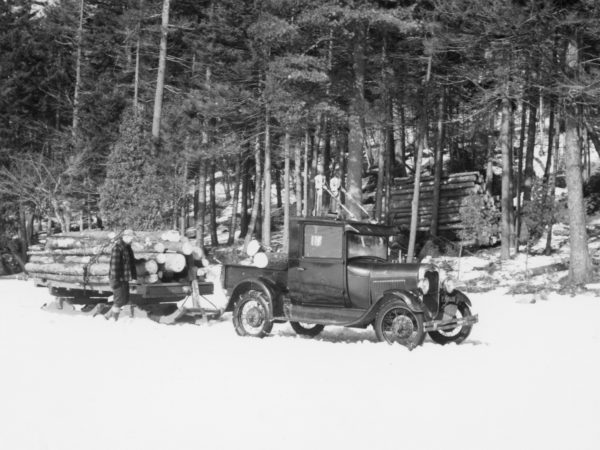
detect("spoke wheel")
[290,321,325,337]
[429,302,473,345]
[233,290,273,338]
[374,299,425,350]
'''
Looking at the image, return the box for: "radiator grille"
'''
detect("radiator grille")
[423,270,440,315]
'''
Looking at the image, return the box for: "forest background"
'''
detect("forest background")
[1,0,600,285]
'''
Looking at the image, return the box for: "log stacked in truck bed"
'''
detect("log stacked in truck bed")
[26,230,208,290]
[388,171,485,234]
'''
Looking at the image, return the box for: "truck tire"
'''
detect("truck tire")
[290,322,325,337]
[428,302,473,345]
[374,299,425,350]
[233,290,273,338]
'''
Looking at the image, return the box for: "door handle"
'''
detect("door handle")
[297,267,306,271]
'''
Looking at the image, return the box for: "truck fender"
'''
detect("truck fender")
[378,290,425,314]
[445,289,471,307]
[226,277,278,317]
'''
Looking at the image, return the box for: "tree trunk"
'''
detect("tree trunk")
[151,0,170,141]
[303,129,309,217]
[262,109,271,247]
[564,109,592,283]
[384,145,391,224]
[18,206,29,261]
[195,160,207,248]
[310,127,319,214]
[500,96,514,260]
[133,0,143,110]
[397,101,408,177]
[209,161,218,247]
[244,135,262,253]
[508,99,516,251]
[515,98,527,241]
[295,141,302,216]
[377,39,393,223]
[543,100,555,184]
[430,91,446,236]
[239,155,250,238]
[283,131,291,253]
[275,166,282,209]
[193,173,199,225]
[346,25,366,220]
[72,0,84,138]
[486,114,495,196]
[544,115,560,256]
[180,161,188,235]
[339,128,348,206]
[523,92,537,202]
[375,131,385,220]
[228,159,241,245]
[323,120,331,178]
[385,97,395,174]
[407,90,428,262]
[223,160,232,201]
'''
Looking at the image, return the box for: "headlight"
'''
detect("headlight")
[418,278,430,294]
[443,278,456,294]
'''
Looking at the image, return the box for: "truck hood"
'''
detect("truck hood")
[347,260,422,279]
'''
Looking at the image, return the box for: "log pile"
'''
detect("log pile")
[226,239,289,270]
[388,171,485,234]
[26,230,208,289]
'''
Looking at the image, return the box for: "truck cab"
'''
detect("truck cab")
[223,217,478,349]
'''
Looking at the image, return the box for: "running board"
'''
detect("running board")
[283,304,367,326]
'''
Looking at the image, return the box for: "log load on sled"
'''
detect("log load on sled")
[26,230,220,323]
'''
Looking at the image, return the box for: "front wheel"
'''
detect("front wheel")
[290,321,325,337]
[374,299,425,350]
[232,290,273,338]
[429,302,473,345]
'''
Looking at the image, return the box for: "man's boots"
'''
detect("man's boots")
[104,305,121,321]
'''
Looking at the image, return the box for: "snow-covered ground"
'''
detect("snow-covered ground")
[1,276,599,450]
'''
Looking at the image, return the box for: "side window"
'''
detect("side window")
[303,225,342,259]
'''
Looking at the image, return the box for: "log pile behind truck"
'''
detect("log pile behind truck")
[387,171,485,234]
[26,230,208,290]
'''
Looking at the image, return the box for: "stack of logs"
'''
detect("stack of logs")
[25,230,208,289]
[387,171,484,233]
[236,239,289,270]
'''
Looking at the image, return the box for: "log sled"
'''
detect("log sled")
[28,230,221,324]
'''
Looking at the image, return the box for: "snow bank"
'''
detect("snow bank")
[0,278,599,450]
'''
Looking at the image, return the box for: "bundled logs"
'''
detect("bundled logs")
[388,171,486,233]
[252,251,289,270]
[230,240,289,270]
[26,230,208,289]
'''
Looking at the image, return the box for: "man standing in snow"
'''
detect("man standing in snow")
[105,229,137,320]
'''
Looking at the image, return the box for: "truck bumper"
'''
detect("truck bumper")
[424,314,479,332]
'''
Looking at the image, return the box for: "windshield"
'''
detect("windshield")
[347,234,388,260]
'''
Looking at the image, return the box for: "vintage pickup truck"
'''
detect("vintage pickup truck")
[222,217,478,349]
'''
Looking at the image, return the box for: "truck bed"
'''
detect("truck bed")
[223,264,288,292]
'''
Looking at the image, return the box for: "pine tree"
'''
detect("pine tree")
[99,109,167,229]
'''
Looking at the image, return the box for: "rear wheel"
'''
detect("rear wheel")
[429,302,473,345]
[233,290,273,338]
[374,299,425,350]
[290,322,325,337]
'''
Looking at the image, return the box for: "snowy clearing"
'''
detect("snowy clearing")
[1,277,599,450]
